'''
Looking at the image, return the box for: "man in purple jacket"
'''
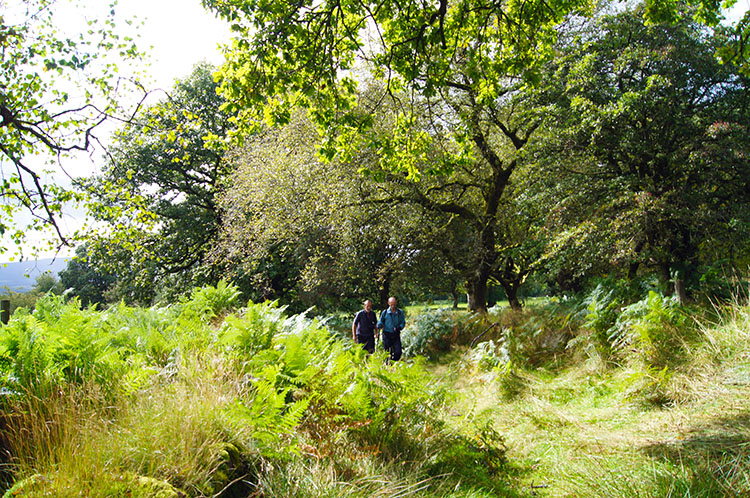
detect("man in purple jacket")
[352,299,378,353]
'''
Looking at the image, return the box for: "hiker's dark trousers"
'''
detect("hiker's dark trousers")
[357,334,375,354]
[382,330,402,361]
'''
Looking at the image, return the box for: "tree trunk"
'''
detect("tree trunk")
[466,275,488,313]
[674,277,687,304]
[451,288,459,309]
[659,262,673,296]
[378,278,390,310]
[672,262,688,304]
[628,261,640,280]
[502,281,522,311]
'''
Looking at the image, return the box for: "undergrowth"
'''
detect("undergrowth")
[0,283,513,497]
[3,282,749,497]
[454,291,750,497]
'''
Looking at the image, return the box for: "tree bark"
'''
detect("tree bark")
[378,280,390,310]
[674,276,687,304]
[466,271,489,313]
[451,288,460,309]
[502,281,522,311]
[659,262,673,296]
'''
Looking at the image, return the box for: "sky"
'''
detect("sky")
[114,0,233,89]
[727,1,750,24]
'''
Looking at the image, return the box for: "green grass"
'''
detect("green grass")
[0,287,518,498]
[435,302,750,497]
[405,296,550,315]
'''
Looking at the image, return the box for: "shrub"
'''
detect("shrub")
[487,304,578,369]
[0,284,514,497]
[583,283,622,354]
[610,291,690,368]
[581,277,663,356]
[0,295,130,399]
[219,301,285,356]
[178,279,241,324]
[401,308,478,359]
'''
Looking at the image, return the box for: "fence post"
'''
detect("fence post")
[1,299,9,325]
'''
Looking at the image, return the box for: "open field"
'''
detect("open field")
[404,297,550,315]
[426,302,750,497]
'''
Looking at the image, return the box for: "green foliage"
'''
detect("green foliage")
[583,283,626,355]
[0,272,64,318]
[2,472,182,498]
[465,339,525,400]
[469,339,511,372]
[610,291,690,368]
[205,0,600,313]
[31,273,63,295]
[0,0,144,254]
[582,278,662,355]
[539,6,750,295]
[492,303,580,369]
[178,279,241,324]
[0,283,511,496]
[82,63,233,302]
[215,109,445,313]
[401,308,478,359]
[219,300,284,356]
[58,245,116,307]
[0,294,127,398]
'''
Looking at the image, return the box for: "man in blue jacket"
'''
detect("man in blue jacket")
[377,296,406,361]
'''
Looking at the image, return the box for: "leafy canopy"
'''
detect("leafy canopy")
[203,0,734,173]
[205,0,595,171]
[82,63,232,303]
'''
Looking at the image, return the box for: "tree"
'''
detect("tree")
[203,0,736,311]
[1,0,145,255]
[722,9,750,76]
[58,245,117,307]
[539,5,750,301]
[32,272,64,295]
[204,0,601,311]
[83,63,232,301]
[214,110,429,312]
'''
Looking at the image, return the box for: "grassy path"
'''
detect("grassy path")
[431,352,750,497]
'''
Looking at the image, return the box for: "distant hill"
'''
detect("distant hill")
[0,258,70,292]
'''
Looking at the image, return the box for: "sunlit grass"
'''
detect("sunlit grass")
[436,302,750,497]
[404,297,550,315]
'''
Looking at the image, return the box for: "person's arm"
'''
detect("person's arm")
[377,310,385,329]
[398,310,406,330]
[352,312,358,340]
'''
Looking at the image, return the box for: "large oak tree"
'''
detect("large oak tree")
[202,0,734,311]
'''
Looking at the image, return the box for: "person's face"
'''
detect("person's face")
[388,298,397,310]
[364,300,372,311]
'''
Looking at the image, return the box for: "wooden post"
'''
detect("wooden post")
[1,300,9,325]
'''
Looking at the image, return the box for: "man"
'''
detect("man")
[377,296,406,361]
[352,299,378,354]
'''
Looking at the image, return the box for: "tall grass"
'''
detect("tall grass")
[455,289,750,498]
[0,284,511,497]
[6,283,748,497]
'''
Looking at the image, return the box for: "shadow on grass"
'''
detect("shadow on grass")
[641,411,750,496]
